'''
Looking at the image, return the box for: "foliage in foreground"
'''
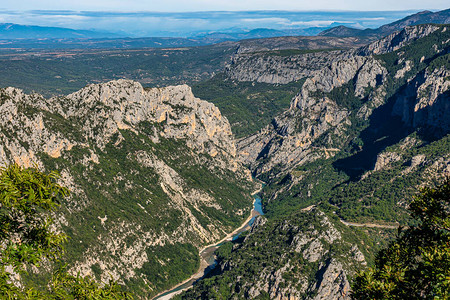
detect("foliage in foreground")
[352,177,450,299]
[0,163,132,299]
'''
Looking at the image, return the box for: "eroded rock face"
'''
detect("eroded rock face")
[0,80,255,295]
[373,152,402,171]
[52,80,236,161]
[238,24,449,179]
[225,50,349,84]
[182,209,364,300]
[313,259,350,300]
[238,55,387,176]
[356,24,442,56]
[224,25,440,86]
[392,67,450,133]
[0,81,238,168]
[0,88,74,167]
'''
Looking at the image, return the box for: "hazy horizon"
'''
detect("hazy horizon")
[0,9,436,37]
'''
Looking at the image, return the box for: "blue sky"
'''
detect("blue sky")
[1,0,448,12]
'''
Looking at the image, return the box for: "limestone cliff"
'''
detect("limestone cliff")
[0,80,255,297]
[392,67,450,133]
[180,209,367,300]
[225,50,349,84]
[225,24,444,86]
[238,55,388,176]
[237,24,449,177]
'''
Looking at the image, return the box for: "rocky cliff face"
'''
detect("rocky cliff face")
[180,208,367,300]
[238,54,388,176]
[1,81,237,168]
[392,66,450,133]
[237,24,449,177]
[0,80,255,297]
[356,24,442,56]
[226,24,444,87]
[225,50,349,84]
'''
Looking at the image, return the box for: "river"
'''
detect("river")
[153,193,264,300]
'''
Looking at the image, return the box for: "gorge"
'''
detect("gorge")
[0,10,449,299]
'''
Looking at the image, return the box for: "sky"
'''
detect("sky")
[1,0,448,12]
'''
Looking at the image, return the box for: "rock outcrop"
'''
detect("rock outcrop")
[225,50,349,84]
[392,67,450,133]
[356,24,442,56]
[238,55,387,176]
[0,80,255,297]
[181,209,365,300]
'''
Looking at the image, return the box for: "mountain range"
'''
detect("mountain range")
[0,23,120,39]
[319,8,450,37]
[0,9,448,49]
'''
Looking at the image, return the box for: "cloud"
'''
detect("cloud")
[357,17,386,21]
[240,17,290,23]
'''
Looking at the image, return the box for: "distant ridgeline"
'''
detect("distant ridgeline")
[0,80,256,298]
[177,24,450,299]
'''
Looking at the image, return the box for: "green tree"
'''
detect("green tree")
[352,177,450,299]
[0,163,132,299]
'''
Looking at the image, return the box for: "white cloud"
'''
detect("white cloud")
[241,17,290,23]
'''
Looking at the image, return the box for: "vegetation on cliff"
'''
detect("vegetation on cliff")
[192,74,305,138]
[352,178,450,299]
[0,164,132,299]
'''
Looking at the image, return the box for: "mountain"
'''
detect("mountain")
[234,35,371,54]
[0,23,120,39]
[319,8,450,38]
[177,23,450,299]
[318,25,372,37]
[193,27,333,40]
[376,8,450,35]
[0,80,256,297]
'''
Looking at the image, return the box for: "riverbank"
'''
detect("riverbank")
[152,185,263,300]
